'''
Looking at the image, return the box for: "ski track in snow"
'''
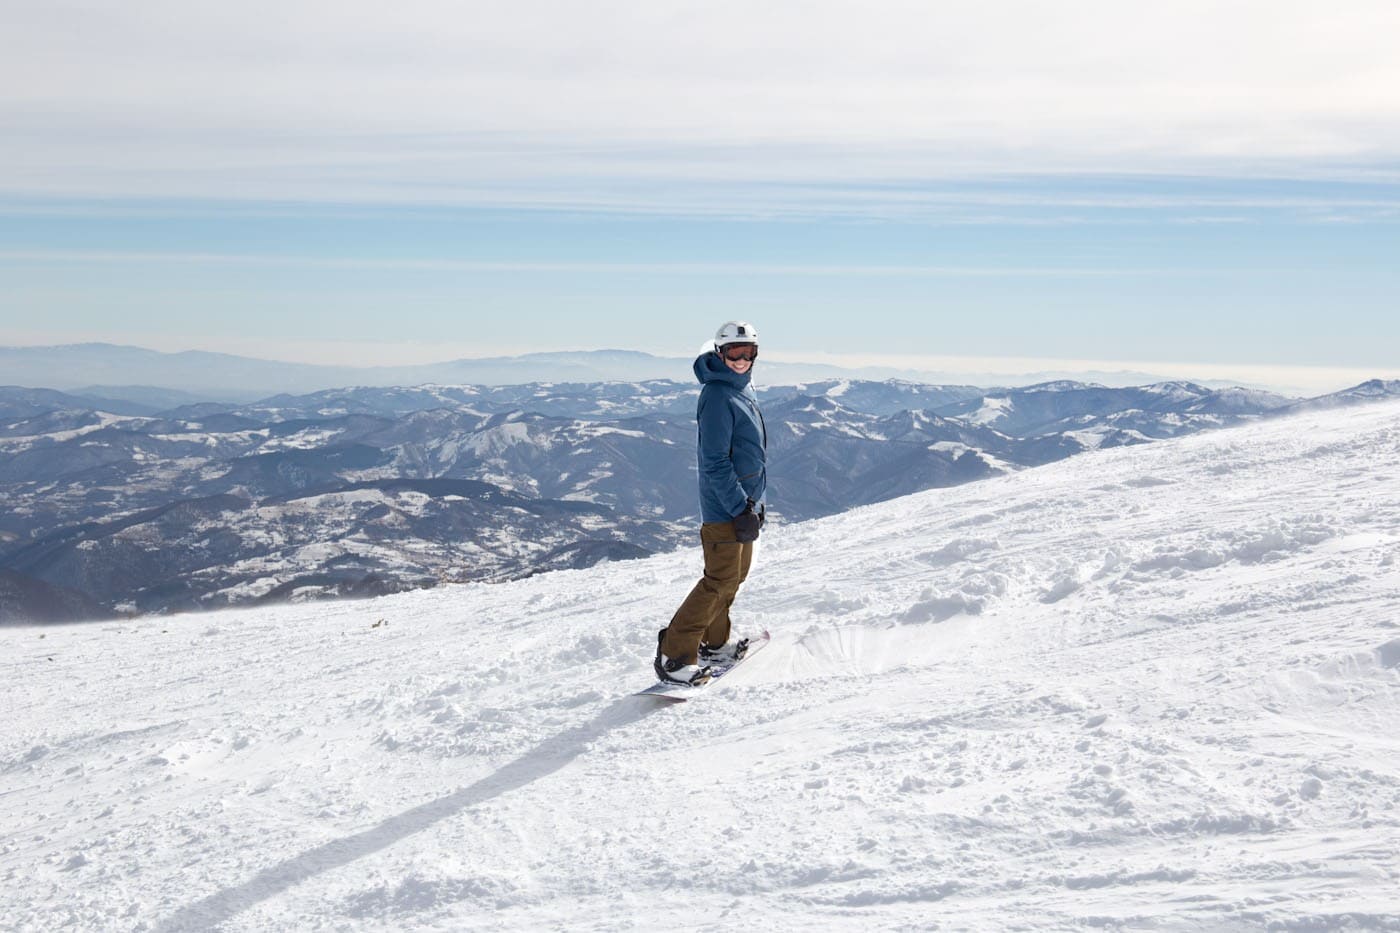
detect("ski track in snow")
[5,402,1400,931]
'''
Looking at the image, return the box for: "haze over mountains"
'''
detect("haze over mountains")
[1,343,1256,403]
[2,363,1398,624]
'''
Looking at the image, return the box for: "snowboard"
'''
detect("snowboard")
[635,630,771,702]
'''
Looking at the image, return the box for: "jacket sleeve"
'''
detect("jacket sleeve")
[697,393,749,519]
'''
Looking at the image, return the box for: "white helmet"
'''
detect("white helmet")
[714,320,759,351]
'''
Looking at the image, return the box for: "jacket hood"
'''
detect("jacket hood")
[693,351,753,390]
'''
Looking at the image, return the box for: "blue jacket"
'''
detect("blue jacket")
[693,352,768,523]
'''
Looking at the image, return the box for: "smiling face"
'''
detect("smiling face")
[719,342,757,374]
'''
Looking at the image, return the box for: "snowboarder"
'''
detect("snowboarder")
[654,321,768,685]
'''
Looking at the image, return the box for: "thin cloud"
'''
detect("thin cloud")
[0,248,1179,277]
[2,175,1398,225]
[4,2,1400,210]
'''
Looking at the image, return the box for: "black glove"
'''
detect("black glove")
[733,498,762,543]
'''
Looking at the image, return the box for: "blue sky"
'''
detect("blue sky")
[2,1,1399,391]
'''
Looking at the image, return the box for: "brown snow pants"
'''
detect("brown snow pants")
[660,520,754,665]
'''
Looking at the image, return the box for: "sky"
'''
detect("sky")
[2,0,1399,391]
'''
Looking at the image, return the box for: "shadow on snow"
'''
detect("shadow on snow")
[156,696,668,931]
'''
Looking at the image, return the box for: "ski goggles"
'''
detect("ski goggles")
[720,344,758,362]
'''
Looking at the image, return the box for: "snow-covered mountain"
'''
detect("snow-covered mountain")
[1285,379,1400,413]
[937,380,1295,438]
[5,378,1394,620]
[4,398,1398,930]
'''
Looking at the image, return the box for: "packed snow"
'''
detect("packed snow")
[4,401,1400,931]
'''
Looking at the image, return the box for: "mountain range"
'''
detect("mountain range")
[2,375,1397,622]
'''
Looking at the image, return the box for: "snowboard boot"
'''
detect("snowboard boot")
[655,628,713,686]
[700,636,750,665]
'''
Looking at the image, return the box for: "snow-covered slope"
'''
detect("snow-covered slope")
[5,401,1400,931]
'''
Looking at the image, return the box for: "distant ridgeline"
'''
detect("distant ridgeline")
[1,377,1396,622]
